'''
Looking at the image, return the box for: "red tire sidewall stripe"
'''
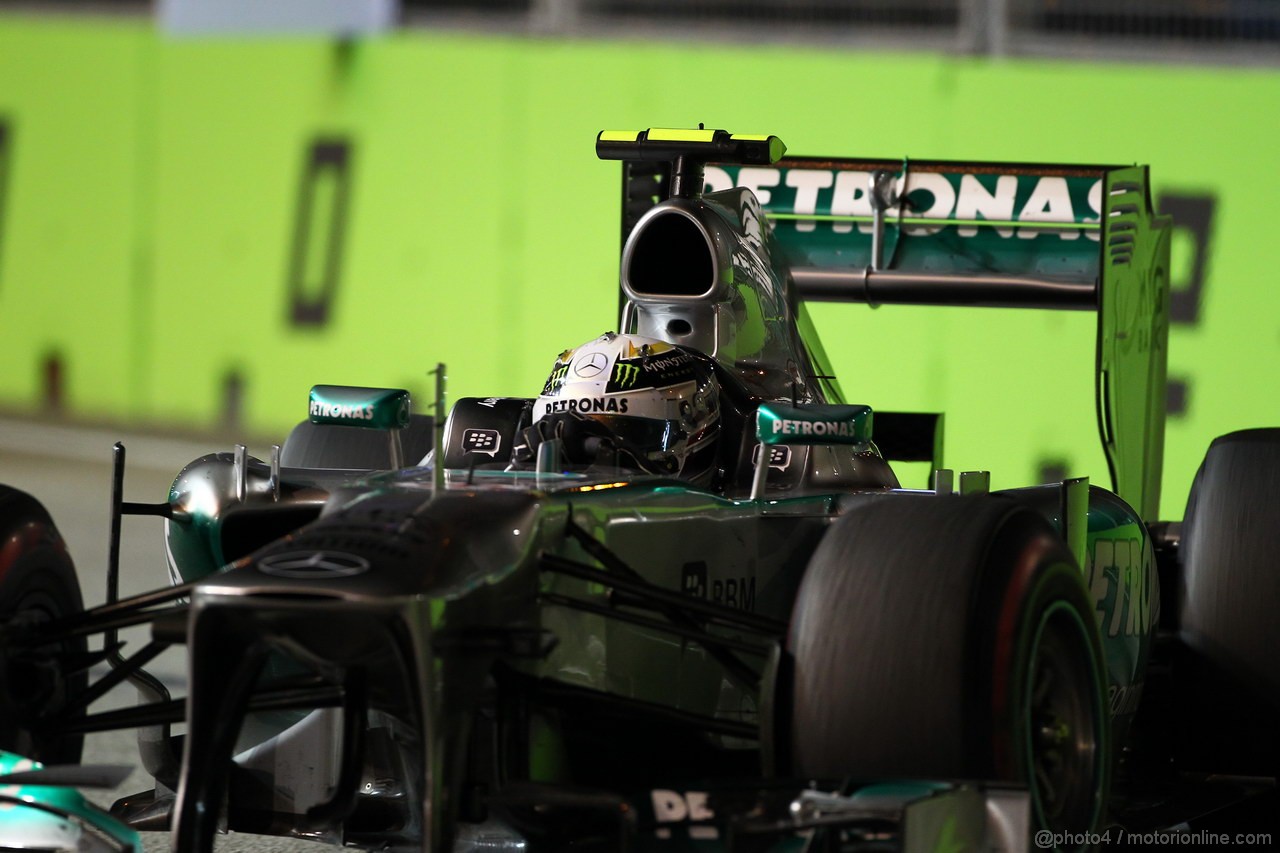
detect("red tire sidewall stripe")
[989,532,1055,776]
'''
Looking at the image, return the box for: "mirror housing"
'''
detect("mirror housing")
[756,402,872,446]
[309,385,411,430]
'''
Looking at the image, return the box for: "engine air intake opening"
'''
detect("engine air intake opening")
[627,213,715,297]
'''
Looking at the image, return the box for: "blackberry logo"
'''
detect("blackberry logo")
[462,428,502,457]
[681,561,707,598]
[752,444,792,471]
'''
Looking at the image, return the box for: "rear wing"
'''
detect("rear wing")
[618,155,1171,519]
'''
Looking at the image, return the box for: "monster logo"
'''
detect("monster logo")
[613,362,640,388]
[542,364,570,396]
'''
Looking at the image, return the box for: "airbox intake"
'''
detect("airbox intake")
[622,205,725,302]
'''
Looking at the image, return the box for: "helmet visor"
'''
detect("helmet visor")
[587,415,686,456]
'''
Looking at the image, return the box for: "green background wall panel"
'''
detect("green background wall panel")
[147,37,358,427]
[0,18,148,416]
[1,16,1276,518]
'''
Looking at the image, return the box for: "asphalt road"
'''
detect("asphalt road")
[0,416,320,852]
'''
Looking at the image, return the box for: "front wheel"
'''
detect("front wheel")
[779,494,1109,839]
[0,486,88,764]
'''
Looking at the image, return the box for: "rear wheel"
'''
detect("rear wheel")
[1178,429,1280,775]
[781,495,1108,839]
[0,486,87,764]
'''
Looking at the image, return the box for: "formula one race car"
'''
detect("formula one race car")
[1,128,1276,852]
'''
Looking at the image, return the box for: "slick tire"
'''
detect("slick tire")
[1178,429,1280,775]
[782,494,1109,839]
[0,486,87,764]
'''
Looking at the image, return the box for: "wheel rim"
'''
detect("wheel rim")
[1024,600,1104,834]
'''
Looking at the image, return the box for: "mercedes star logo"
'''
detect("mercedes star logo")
[573,351,609,378]
[258,550,371,579]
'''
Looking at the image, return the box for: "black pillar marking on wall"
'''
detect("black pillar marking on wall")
[1157,192,1216,326]
[0,119,10,287]
[287,139,353,327]
[1167,376,1189,417]
[43,352,63,413]
[1037,459,1069,485]
[223,370,245,430]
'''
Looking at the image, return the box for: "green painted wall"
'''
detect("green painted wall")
[0,14,1275,518]
[0,18,150,418]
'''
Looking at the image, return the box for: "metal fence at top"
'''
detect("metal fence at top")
[1011,0,1280,43]
[1003,0,1280,62]
[401,0,1280,62]
[404,0,979,51]
[5,1,1279,62]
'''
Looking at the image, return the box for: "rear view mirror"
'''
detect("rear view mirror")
[309,385,411,430]
[755,402,872,446]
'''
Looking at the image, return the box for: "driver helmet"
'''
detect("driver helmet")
[533,332,721,483]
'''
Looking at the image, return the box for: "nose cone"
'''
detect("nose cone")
[197,487,543,604]
[175,486,545,853]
